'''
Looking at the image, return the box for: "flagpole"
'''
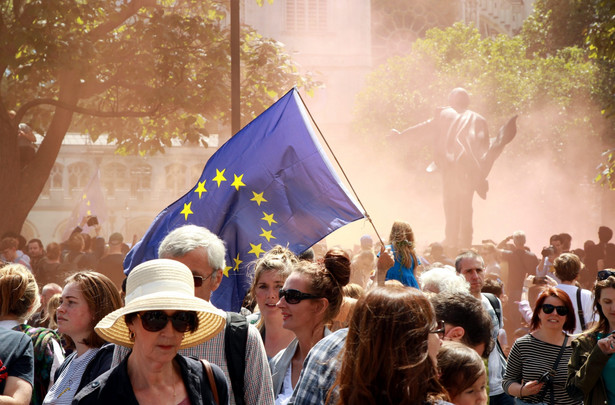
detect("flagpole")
[295,89,384,247]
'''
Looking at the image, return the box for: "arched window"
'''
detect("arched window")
[67,162,91,192]
[41,163,64,197]
[130,164,152,197]
[102,163,128,197]
[165,163,187,195]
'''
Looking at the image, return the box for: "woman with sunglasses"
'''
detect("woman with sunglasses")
[43,271,122,405]
[502,286,580,405]
[270,249,350,405]
[74,259,228,405]
[247,246,298,358]
[567,270,615,405]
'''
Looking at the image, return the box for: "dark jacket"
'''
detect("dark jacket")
[566,332,610,405]
[54,343,115,394]
[72,353,229,405]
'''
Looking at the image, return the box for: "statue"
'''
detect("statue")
[392,88,517,249]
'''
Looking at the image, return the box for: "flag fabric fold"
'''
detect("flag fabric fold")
[62,170,107,240]
[124,88,364,311]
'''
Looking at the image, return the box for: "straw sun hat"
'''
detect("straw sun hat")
[95,259,226,349]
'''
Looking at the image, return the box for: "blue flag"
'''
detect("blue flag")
[124,88,364,311]
[63,170,108,240]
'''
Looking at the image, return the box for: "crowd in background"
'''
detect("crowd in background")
[1,218,615,405]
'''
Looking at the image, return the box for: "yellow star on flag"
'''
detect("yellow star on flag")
[250,191,267,206]
[180,202,193,221]
[261,212,277,226]
[82,193,87,200]
[212,169,227,187]
[233,254,243,271]
[223,266,232,278]
[231,174,246,191]
[260,228,276,242]
[194,180,207,198]
[248,243,265,258]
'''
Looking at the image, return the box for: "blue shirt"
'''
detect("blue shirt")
[384,245,420,288]
[288,328,348,405]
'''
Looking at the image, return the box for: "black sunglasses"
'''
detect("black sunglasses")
[279,288,322,304]
[138,311,198,333]
[193,272,215,287]
[430,320,445,339]
[542,304,568,316]
[598,270,615,281]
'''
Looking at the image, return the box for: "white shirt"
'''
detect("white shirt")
[556,283,596,334]
[43,348,99,405]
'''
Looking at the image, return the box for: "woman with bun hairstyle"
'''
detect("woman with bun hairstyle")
[270,248,350,405]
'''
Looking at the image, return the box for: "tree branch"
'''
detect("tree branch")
[15,98,160,121]
[88,0,159,41]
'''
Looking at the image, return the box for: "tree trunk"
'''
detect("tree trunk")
[0,72,79,237]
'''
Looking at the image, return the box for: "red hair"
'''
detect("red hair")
[529,287,575,333]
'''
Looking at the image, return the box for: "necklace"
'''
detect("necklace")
[172,368,176,405]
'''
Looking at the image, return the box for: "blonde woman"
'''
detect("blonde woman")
[384,220,421,288]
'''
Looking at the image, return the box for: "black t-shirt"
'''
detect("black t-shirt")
[0,328,34,394]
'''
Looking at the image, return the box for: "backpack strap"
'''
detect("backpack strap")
[482,293,506,359]
[201,359,219,405]
[224,312,249,405]
[576,288,586,331]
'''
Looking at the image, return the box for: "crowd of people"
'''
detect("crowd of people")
[1,218,615,405]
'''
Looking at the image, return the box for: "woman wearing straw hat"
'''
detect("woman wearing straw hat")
[73,259,229,405]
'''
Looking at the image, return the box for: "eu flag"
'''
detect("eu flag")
[124,88,364,311]
[63,170,108,240]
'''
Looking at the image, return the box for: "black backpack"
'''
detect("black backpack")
[224,312,249,405]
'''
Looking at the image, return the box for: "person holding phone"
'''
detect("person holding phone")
[567,270,615,405]
[502,287,580,405]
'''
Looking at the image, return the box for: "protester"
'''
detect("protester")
[503,287,580,405]
[330,286,448,404]
[44,271,122,404]
[270,255,348,404]
[112,224,274,405]
[0,263,64,405]
[0,327,34,403]
[247,246,298,358]
[383,220,421,288]
[438,341,488,405]
[74,259,228,405]
[567,270,615,405]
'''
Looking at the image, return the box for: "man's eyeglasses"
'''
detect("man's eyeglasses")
[278,288,322,304]
[193,272,215,287]
[138,311,198,333]
[541,304,568,316]
[430,320,445,339]
[598,270,615,281]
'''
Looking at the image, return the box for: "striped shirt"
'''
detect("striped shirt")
[502,334,581,405]
[43,348,99,405]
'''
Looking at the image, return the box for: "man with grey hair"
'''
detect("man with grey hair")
[497,230,539,334]
[114,225,274,405]
[456,250,513,405]
[418,265,470,294]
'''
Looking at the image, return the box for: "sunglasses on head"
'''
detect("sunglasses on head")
[138,311,198,333]
[598,270,615,281]
[278,288,322,304]
[542,304,568,316]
